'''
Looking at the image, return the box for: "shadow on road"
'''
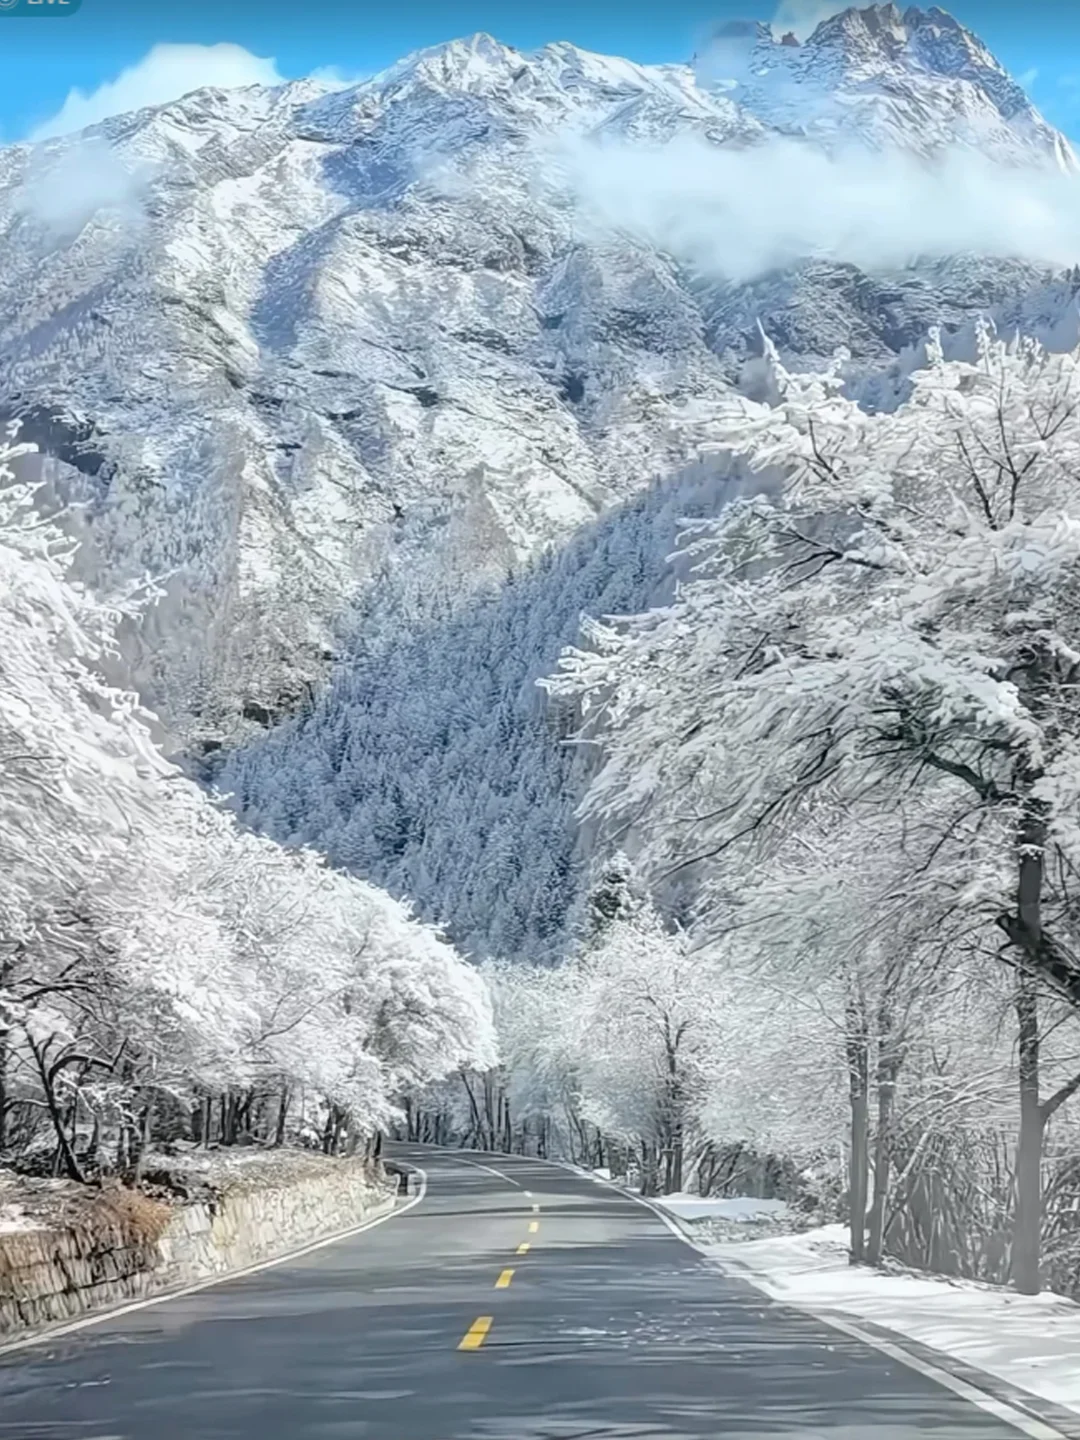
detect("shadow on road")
[0,1149,1033,1439]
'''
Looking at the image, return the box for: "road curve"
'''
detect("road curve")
[0,1145,1047,1439]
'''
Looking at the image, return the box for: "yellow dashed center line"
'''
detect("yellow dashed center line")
[458,1316,493,1351]
[458,1193,543,1351]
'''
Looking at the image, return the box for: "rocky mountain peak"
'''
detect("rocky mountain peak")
[375,32,525,96]
[806,3,911,60]
[688,3,1072,169]
[803,5,1031,122]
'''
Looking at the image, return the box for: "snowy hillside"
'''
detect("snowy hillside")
[218,458,728,962]
[0,6,1077,756]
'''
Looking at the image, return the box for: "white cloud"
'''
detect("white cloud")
[546,131,1080,284]
[308,65,369,91]
[29,42,284,142]
[14,137,156,237]
[770,0,848,41]
[1018,67,1039,90]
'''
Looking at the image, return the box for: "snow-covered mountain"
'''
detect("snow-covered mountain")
[0,6,1077,756]
[704,5,1075,166]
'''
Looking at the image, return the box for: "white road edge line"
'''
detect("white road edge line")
[0,1166,429,1360]
[568,1164,1068,1440]
[809,1308,1067,1440]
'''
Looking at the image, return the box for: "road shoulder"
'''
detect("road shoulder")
[571,1166,1080,1440]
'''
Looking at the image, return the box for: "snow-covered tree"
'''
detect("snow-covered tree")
[0,429,495,1176]
[571,901,717,1193]
[547,326,1080,1290]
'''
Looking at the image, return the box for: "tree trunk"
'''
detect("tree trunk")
[116,1121,130,1172]
[866,1060,897,1267]
[659,1021,685,1195]
[1005,773,1049,1296]
[866,991,902,1268]
[29,1038,86,1185]
[664,1117,684,1195]
[274,1084,290,1147]
[133,1097,154,1184]
[591,1126,604,1171]
[343,1115,360,1156]
[640,1141,660,1197]
[846,1000,870,1265]
[0,954,10,1154]
[235,1090,254,1141]
[460,1070,484,1148]
[566,1102,590,1165]
[1013,970,1044,1295]
[0,1024,8,1156]
[86,1111,102,1174]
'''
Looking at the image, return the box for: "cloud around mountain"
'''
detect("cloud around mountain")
[13,137,155,237]
[551,129,1080,283]
[28,43,284,141]
[771,0,851,41]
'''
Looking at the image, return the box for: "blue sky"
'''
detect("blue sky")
[2,0,1079,142]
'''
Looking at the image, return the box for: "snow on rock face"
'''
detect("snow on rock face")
[0,8,1074,748]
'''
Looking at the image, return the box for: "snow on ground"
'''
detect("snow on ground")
[655,1192,790,1223]
[145,1145,322,1175]
[0,1168,77,1233]
[141,1145,378,1195]
[650,1189,804,1242]
[0,1204,45,1235]
[701,1223,1080,1419]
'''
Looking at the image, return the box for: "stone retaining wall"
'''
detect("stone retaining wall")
[0,1159,397,1339]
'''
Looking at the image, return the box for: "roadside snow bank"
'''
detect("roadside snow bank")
[656,1193,790,1223]
[651,1190,802,1242]
[707,1224,1080,1418]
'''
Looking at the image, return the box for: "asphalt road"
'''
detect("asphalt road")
[0,1146,1048,1439]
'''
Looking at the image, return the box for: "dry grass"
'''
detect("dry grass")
[88,1185,172,1247]
[0,1176,176,1251]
